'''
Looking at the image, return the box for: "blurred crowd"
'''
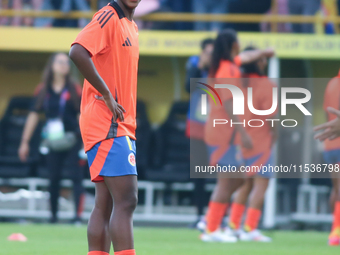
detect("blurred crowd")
[0,0,339,32]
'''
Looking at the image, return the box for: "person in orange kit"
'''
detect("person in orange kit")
[69,1,141,255]
[227,46,277,242]
[199,29,274,242]
[316,70,340,246]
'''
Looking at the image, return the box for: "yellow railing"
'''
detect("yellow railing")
[0,10,94,19]
[1,9,340,23]
[0,10,339,33]
[0,9,340,24]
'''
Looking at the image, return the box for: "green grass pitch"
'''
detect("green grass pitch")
[0,223,338,255]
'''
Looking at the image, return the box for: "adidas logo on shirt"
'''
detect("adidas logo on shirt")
[122,37,132,47]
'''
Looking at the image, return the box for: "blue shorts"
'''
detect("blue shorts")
[87,136,137,182]
[208,144,243,167]
[323,149,340,165]
[244,151,274,178]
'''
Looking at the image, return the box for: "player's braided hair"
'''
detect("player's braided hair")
[210,29,238,77]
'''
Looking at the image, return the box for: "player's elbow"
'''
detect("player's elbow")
[69,45,78,63]
[69,44,91,65]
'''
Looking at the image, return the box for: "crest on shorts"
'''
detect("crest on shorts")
[128,152,136,166]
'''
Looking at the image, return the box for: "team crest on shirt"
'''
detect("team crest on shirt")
[128,153,136,166]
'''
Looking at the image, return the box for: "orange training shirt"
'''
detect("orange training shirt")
[72,2,139,152]
[241,74,277,158]
[204,56,242,148]
[323,71,340,151]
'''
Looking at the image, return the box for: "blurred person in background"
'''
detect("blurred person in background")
[185,38,214,226]
[315,70,340,246]
[288,0,321,33]
[320,0,339,34]
[199,29,274,242]
[261,0,291,33]
[0,0,42,26]
[34,0,90,27]
[192,0,228,31]
[227,46,277,242]
[228,0,272,32]
[18,52,84,224]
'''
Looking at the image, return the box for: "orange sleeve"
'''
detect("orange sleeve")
[71,9,116,57]
[234,55,242,67]
[324,79,339,110]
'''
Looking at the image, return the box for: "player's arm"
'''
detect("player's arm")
[69,44,125,122]
[314,107,340,141]
[224,100,253,149]
[238,48,275,65]
[18,112,39,162]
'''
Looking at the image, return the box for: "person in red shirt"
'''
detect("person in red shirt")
[315,70,340,246]
[199,29,274,242]
[228,46,277,242]
[69,1,140,255]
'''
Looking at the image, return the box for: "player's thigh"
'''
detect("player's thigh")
[94,182,113,210]
[215,177,245,192]
[233,178,253,202]
[240,178,254,192]
[104,175,138,203]
[253,176,270,194]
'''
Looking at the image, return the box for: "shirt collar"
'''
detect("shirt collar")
[109,1,126,19]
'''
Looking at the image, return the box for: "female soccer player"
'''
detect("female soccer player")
[228,46,277,242]
[200,29,274,242]
[18,52,84,224]
[315,70,340,246]
[69,1,141,255]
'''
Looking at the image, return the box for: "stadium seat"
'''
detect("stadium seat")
[145,101,190,183]
[0,96,42,178]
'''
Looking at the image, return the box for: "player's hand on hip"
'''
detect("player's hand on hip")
[95,94,126,122]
